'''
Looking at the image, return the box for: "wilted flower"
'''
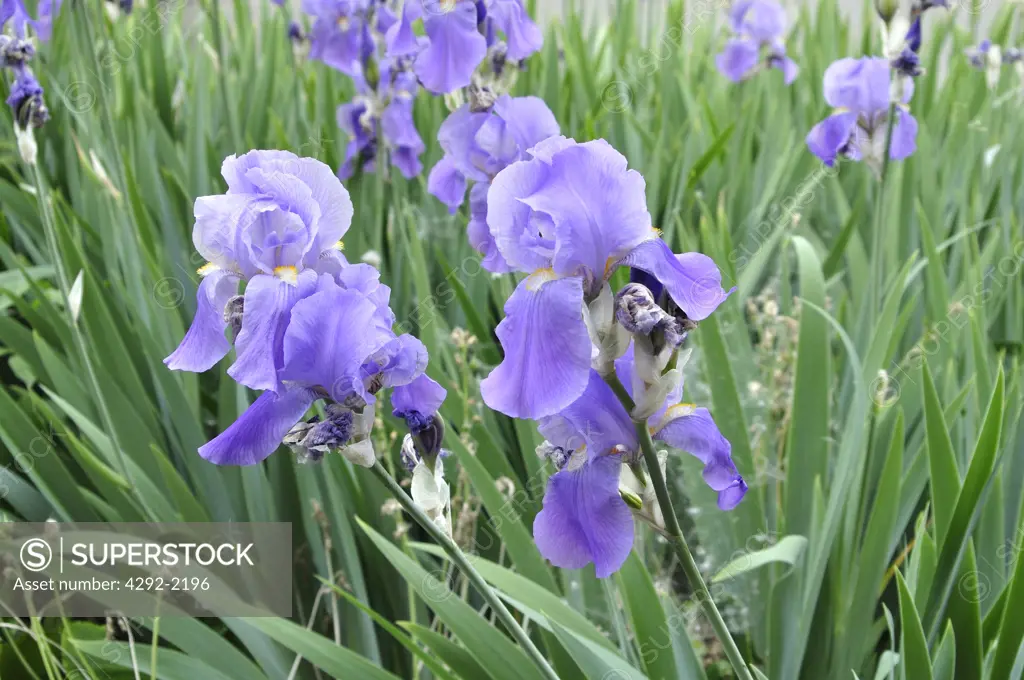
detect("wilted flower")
[805,57,918,171]
[5,63,47,128]
[533,358,746,577]
[386,0,542,94]
[715,0,798,85]
[337,56,425,180]
[392,373,448,458]
[479,137,732,420]
[426,94,559,271]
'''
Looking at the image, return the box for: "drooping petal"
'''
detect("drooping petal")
[415,2,488,94]
[805,111,858,167]
[279,283,381,398]
[385,0,422,56]
[533,454,634,577]
[427,155,468,213]
[716,38,760,82]
[228,270,319,392]
[486,0,543,61]
[199,387,317,465]
[619,239,733,321]
[539,370,637,457]
[393,374,448,419]
[480,275,592,419]
[806,111,858,166]
[653,406,748,511]
[889,108,918,161]
[164,269,240,373]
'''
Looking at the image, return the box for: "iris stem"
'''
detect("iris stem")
[368,461,560,680]
[868,101,899,315]
[604,373,755,680]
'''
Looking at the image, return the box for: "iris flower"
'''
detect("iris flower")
[387,0,542,94]
[805,57,917,170]
[337,57,426,180]
[427,94,559,272]
[716,0,798,85]
[533,350,746,577]
[479,137,733,420]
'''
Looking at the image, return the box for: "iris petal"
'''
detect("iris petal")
[199,386,317,465]
[416,2,488,94]
[228,270,319,392]
[164,269,240,373]
[619,239,733,321]
[533,454,634,578]
[481,275,592,419]
[805,111,859,167]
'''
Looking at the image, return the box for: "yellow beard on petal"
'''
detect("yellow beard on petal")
[525,268,558,291]
[274,266,299,284]
[196,262,220,277]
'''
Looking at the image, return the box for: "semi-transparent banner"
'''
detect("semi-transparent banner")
[0,523,292,617]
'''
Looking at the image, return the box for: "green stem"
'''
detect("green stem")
[868,101,899,315]
[605,373,755,680]
[369,461,560,680]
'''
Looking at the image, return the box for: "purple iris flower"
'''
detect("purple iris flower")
[337,58,425,180]
[164,151,356,392]
[0,0,33,37]
[199,270,430,465]
[478,137,733,420]
[533,351,746,577]
[427,94,559,272]
[716,0,798,85]
[386,0,542,94]
[303,0,375,75]
[806,57,918,169]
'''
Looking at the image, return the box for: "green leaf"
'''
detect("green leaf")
[244,617,401,680]
[713,535,809,582]
[896,571,933,680]
[359,521,547,680]
[547,619,649,680]
[614,551,677,679]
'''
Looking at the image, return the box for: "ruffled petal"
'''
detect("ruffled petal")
[279,282,381,398]
[492,95,560,152]
[805,111,858,167]
[520,140,652,281]
[428,155,468,212]
[415,2,488,94]
[618,239,733,321]
[716,39,760,82]
[198,386,317,465]
[164,269,240,373]
[823,57,890,115]
[228,270,319,392]
[653,406,747,511]
[533,454,634,577]
[363,334,429,393]
[481,275,592,419]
